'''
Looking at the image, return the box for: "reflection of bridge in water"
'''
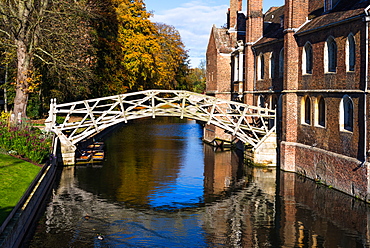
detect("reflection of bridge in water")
[44,90,276,164]
[42,151,277,247]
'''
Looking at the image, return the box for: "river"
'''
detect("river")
[26,117,370,247]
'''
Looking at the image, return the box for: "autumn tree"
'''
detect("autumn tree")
[152,22,189,90]
[98,0,190,93]
[114,0,160,91]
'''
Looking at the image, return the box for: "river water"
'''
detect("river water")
[27,117,370,247]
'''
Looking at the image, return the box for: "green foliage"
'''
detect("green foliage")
[0,153,41,224]
[0,118,52,163]
[184,60,206,93]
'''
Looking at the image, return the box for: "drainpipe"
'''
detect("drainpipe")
[364,6,370,164]
[364,6,370,200]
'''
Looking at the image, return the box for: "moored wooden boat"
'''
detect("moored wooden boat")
[76,152,92,162]
[92,150,104,161]
[76,141,105,164]
[87,142,104,150]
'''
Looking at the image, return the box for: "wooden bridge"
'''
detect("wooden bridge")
[44,90,276,164]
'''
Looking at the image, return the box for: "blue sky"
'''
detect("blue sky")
[145,0,284,67]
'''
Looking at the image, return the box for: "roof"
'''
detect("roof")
[298,0,370,34]
[254,0,370,46]
[211,25,234,54]
[254,6,285,46]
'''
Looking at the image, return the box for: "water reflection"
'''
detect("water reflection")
[27,118,370,247]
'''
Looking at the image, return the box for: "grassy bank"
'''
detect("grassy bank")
[0,153,41,224]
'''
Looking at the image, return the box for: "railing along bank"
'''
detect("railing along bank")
[0,136,59,248]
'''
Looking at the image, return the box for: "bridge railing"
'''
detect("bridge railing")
[45,90,276,150]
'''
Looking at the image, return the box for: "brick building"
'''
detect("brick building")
[206,0,370,201]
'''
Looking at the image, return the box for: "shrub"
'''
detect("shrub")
[0,114,53,164]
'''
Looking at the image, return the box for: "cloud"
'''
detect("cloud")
[150,1,228,67]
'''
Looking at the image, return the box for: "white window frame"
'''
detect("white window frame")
[269,52,275,79]
[257,53,264,80]
[302,42,313,75]
[339,95,354,132]
[258,94,265,108]
[324,36,337,73]
[346,33,355,72]
[301,95,311,125]
[314,96,326,127]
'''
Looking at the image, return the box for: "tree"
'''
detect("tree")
[185,60,206,93]
[0,0,98,119]
[0,0,48,119]
[153,22,190,90]
[114,0,160,91]
[109,0,190,92]
[37,0,98,103]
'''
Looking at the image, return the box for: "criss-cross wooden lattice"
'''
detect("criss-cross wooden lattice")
[45,90,275,150]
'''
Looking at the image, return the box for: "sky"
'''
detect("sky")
[145,0,284,68]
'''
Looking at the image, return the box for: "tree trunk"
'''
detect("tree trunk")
[13,40,32,120]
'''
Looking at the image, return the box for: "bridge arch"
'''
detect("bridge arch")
[45,90,275,164]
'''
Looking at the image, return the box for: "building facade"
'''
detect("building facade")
[206,0,370,201]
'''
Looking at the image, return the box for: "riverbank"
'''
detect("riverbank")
[0,153,41,224]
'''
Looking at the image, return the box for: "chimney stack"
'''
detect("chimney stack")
[244,0,263,105]
[246,0,263,43]
[228,0,243,30]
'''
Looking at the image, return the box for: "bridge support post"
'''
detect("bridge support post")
[58,135,76,165]
[245,133,277,166]
[60,145,76,165]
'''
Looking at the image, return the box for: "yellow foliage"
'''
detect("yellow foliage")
[0,111,11,121]
[24,70,41,93]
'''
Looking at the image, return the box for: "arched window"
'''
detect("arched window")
[257,53,264,80]
[346,33,355,72]
[279,48,284,78]
[258,95,265,108]
[324,37,337,73]
[270,95,278,110]
[340,95,354,132]
[302,42,313,74]
[301,95,311,125]
[315,97,326,127]
[269,52,275,79]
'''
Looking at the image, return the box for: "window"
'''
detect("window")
[269,52,275,79]
[301,95,311,125]
[340,95,354,132]
[270,95,278,110]
[324,0,340,12]
[258,95,265,108]
[324,37,337,73]
[279,48,284,78]
[257,53,264,80]
[346,34,355,72]
[302,42,313,74]
[315,97,326,127]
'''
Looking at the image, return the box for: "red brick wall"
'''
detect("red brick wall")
[215,54,232,100]
[293,19,365,159]
[291,142,367,199]
[229,0,243,29]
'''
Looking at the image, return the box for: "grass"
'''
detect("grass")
[0,153,41,225]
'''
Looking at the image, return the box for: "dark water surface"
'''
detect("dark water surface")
[27,117,370,247]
